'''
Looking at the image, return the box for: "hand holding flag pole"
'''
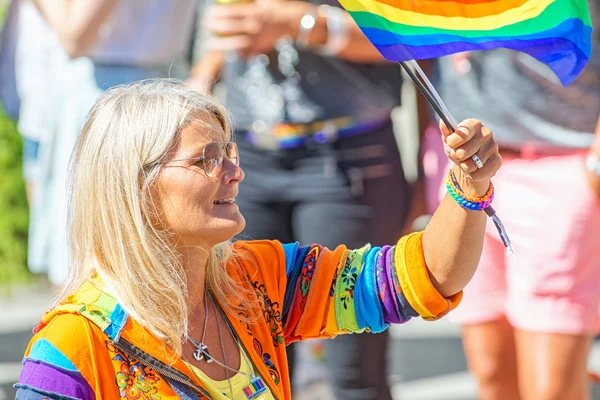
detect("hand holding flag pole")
[399,60,514,254]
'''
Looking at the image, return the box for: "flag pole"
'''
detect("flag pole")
[399,61,457,132]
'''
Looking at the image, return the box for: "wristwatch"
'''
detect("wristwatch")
[296,5,348,55]
[586,154,600,177]
[296,7,318,49]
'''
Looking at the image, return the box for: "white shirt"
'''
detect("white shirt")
[14,0,68,141]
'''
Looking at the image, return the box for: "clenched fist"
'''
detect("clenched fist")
[441,119,502,197]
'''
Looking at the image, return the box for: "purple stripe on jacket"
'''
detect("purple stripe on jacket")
[17,358,94,400]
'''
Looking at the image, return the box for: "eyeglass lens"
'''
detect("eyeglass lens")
[203,142,239,177]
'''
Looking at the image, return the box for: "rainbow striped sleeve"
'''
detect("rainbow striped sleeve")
[339,0,593,85]
[15,338,94,400]
[281,232,462,341]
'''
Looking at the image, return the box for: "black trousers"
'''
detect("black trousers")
[235,121,411,400]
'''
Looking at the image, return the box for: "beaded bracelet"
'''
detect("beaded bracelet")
[446,168,514,254]
[446,168,494,211]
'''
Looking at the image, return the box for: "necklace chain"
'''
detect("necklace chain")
[189,291,213,363]
[186,290,259,398]
[214,294,234,398]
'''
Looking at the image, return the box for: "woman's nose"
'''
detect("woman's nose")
[221,158,244,184]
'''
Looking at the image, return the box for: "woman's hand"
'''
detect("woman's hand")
[185,75,216,95]
[202,1,315,59]
[186,51,225,95]
[440,119,502,197]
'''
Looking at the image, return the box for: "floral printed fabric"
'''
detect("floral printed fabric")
[282,232,463,337]
[335,246,369,333]
[107,342,162,399]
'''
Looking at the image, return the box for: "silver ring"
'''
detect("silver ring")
[472,154,484,169]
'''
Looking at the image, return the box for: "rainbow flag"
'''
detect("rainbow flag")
[339,0,593,85]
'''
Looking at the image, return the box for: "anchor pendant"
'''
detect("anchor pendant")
[193,343,213,363]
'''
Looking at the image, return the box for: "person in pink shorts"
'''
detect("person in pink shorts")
[424,11,600,398]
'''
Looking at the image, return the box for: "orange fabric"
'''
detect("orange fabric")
[296,245,347,339]
[24,313,182,399]
[24,240,292,399]
[226,240,291,398]
[21,235,461,400]
[395,232,462,320]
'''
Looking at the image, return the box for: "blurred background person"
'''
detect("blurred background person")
[26,0,198,287]
[11,0,69,278]
[188,1,427,398]
[423,1,600,398]
[0,0,20,121]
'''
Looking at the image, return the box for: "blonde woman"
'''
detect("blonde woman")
[16,79,501,400]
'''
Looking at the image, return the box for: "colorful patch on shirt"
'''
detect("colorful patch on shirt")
[78,291,119,332]
[281,242,300,275]
[283,245,322,339]
[27,339,77,372]
[61,279,127,339]
[17,358,94,400]
[299,246,321,310]
[354,246,388,332]
[104,304,128,341]
[335,245,369,333]
[376,247,388,303]
[388,246,418,322]
[282,246,310,322]
[324,250,349,336]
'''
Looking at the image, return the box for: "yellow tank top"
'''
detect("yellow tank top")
[186,346,276,400]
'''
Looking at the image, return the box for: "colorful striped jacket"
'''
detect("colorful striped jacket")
[16,232,461,399]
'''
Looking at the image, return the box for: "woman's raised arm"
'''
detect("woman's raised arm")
[32,0,118,58]
[423,119,501,297]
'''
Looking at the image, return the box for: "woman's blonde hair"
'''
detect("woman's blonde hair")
[59,79,250,356]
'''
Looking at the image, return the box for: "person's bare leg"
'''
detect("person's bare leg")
[515,329,592,400]
[462,317,520,400]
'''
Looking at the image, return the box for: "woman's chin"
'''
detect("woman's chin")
[228,213,246,237]
[176,213,246,246]
[209,214,246,243]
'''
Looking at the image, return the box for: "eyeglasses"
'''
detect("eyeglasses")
[163,142,239,177]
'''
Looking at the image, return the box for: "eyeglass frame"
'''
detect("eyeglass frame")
[159,141,239,178]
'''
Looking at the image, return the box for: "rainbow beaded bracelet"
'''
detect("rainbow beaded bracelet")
[446,168,494,211]
[446,168,514,254]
